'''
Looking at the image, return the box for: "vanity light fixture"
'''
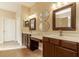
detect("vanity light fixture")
[52,4,57,10]
[28,14,37,19]
[24,14,37,21]
[57,2,62,7]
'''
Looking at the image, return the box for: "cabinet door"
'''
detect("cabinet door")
[77,43,79,56]
[50,38,60,57]
[43,37,50,57]
[22,34,27,46]
[27,34,31,48]
[50,44,55,57]
[55,46,77,57]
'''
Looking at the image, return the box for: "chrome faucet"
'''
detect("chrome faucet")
[59,30,63,36]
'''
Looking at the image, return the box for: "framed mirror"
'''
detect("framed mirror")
[29,18,36,30]
[53,3,76,31]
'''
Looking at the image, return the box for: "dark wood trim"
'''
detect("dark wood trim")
[53,3,76,31]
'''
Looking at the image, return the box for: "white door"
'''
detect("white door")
[0,16,4,43]
[4,17,16,41]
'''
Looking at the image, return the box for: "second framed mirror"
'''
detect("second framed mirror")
[53,3,76,31]
[29,18,36,30]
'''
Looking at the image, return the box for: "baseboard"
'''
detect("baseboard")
[0,46,27,51]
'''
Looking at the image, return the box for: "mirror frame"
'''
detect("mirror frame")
[53,3,76,31]
[29,18,36,30]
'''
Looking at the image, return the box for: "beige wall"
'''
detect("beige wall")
[0,8,16,19]
[22,2,79,37]
[30,2,53,32]
[22,2,53,32]
[21,5,31,32]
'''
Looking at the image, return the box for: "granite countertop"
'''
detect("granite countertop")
[22,32,79,43]
[44,34,79,43]
[31,35,43,40]
[23,32,41,35]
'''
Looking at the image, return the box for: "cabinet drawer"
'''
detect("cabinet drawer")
[50,38,60,45]
[55,46,77,57]
[43,37,50,57]
[22,33,27,45]
[61,40,77,51]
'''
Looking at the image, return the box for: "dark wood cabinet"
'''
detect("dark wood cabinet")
[43,37,78,57]
[22,33,42,51]
[50,44,55,57]
[27,34,31,48]
[22,33,27,46]
[22,33,31,48]
[43,37,50,57]
[55,46,77,57]
[50,38,60,57]
[61,40,77,51]
[77,43,79,56]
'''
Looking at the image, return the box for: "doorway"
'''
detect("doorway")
[0,16,20,50]
[4,17,16,42]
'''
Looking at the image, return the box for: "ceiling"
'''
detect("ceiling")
[0,2,55,12]
[0,2,36,12]
[19,2,36,7]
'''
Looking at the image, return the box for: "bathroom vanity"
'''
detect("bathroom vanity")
[22,32,43,51]
[43,35,79,57]
[22,2,77,57]
[22,33,31,48]
[43,3,78,57]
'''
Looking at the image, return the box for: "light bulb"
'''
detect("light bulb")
[63,2,68,5]
[57,2,61,7]
[28,14,36,19]
[52,4,56,10]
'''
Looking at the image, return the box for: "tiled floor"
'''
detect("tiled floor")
[0,41,42,57]
[0,48,42,57]
[0,41,24,50]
